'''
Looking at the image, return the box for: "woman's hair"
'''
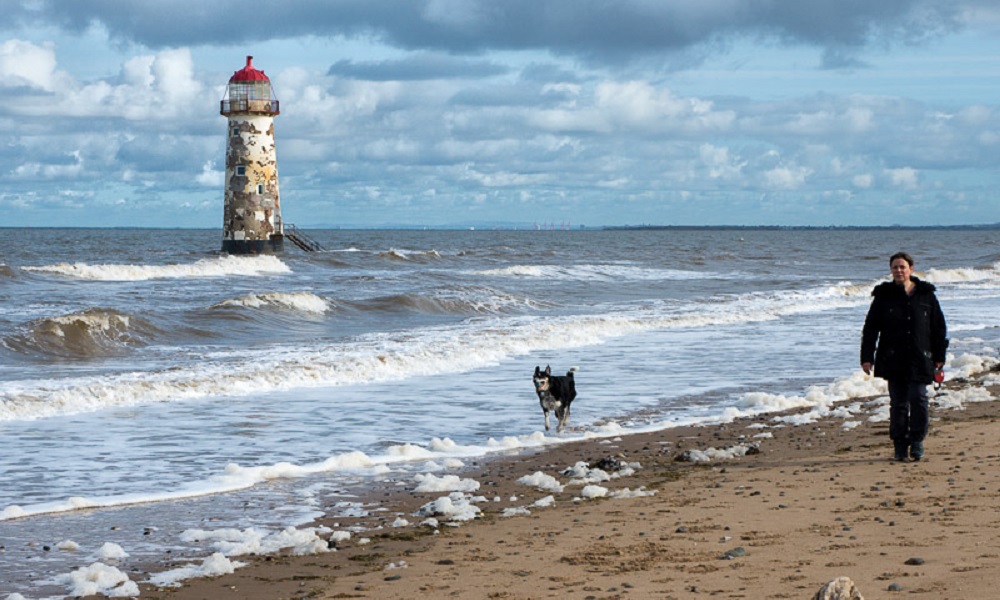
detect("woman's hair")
[889,251,914,267]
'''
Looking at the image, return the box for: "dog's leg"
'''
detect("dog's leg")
[542,408,550,431]
[555,405,565,433]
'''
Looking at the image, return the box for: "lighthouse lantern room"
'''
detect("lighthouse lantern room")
[220,56,283,254]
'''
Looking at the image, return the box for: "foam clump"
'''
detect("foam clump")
[517,471,564,492]
[180,525,331,557]
[414,472,481,493]
[56,562,139,598]
[579,485,608,499]
[148,552,245,588]
[675,443,760,463]
[97,542,129,560]
[413,492,483,522]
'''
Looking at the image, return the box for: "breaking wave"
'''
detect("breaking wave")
[22,255,291,281]
[2,308,160,359]
[376,248,443,262]
[211,292,331,315]
[351,286,549,315]
[924,263,1000,285]
[474,264,733,281]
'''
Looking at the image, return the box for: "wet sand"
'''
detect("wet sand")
[136,374,1000,600]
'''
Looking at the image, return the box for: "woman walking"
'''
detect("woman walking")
[861,252,948,462]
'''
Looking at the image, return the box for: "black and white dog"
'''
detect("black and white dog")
[533,365,578,433]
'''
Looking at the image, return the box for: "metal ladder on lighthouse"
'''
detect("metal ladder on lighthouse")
[283,224,324,252]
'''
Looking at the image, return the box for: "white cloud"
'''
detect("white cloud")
[699,143,744,179]
[763,165,812,189]
[594,80,734,132]
[852,174,874,188]
[6,46,206,121]
[885,167,920,190]
[845,107,875,132]
[151,48,202,106]
[0,39,66,92]
[195,161,223,187]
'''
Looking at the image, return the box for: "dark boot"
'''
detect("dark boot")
[910,441,924,461]
[893,439,909,462]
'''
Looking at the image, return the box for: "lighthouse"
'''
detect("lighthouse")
[220,56,283,254]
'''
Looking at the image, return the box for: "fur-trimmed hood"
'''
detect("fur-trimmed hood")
[871,276,936,298]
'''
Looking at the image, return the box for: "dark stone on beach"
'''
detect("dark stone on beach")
[591,456,626,471]
[384,574,402,581]
[675,450,697,462]
[904,557,925,565]
[675,526,688,533]
[888,582,904,591]
[721,546,747,560]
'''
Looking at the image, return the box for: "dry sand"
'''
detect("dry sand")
[134,375,1000,600]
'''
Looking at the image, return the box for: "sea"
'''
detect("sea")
[1,227,999,597]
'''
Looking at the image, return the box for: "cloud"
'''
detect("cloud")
[10,151,84,180]
[0,43,205,121]
[3,0,964,67]
[852,173,874,188]
[700,144,745,180]
[328,53,508,81]
[886,166,920,190]
[0,38,65,91]
[195,161,223,187]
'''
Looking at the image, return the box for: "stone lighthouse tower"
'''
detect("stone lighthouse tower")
[220,56,283,254]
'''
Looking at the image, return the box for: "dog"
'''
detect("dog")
[533,365,578,433]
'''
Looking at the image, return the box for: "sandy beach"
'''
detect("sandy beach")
[129,371,1000,600]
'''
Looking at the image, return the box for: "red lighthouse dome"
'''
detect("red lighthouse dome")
[229,55,270,83]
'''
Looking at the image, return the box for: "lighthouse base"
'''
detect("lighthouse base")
[221,235,284,255]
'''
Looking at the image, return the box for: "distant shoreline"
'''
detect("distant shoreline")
[600,223,1000,231]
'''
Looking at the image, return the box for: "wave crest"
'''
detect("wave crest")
[475,264,727,281]
[924,264,1000,285]
[356,286,547,315]
[2,308,158,359]
[22,255,290,281]
[212,292,331,314]
[376,248,442,262]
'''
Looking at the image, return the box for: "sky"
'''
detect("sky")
[1,0,999,229]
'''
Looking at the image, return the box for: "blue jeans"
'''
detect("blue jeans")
[887,380,930,444]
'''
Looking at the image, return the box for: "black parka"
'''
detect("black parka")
[860,276,948,383]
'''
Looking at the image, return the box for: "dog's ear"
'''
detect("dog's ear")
[544,365,551,375]
[534,366,541,376]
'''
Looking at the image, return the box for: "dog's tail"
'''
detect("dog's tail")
[567,366,579,375]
